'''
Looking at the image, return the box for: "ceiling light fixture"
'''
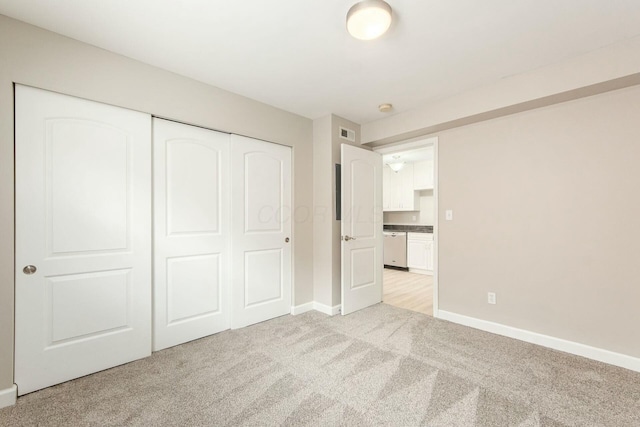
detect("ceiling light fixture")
[346,0,393,41]
[378,103,393,113]
[387,155,404,172]
[388,162,404,172]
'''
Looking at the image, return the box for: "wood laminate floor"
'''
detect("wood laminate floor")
[383,267,433,316]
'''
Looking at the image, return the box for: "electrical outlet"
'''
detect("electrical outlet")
[487,292,497,305]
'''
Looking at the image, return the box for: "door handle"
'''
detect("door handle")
[285,237,290,243]
[343,236,356,241]
[23,265,37,275]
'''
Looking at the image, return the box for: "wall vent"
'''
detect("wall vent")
[339,126,356,142]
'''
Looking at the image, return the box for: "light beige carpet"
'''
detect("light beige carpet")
[1,303,639,426]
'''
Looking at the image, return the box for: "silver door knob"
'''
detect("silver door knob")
[23,265,37,275]
[344,236,357,241]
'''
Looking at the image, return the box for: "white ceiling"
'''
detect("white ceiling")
[1,1,640,124]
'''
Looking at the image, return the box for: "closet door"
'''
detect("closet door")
[15,85,152,395]
[231,135,292,328]
[153,119,230,351]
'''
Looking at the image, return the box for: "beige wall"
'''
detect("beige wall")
[312,114,362,308]
[312,115,333,306]
[438,85,640,358]
[0,15,314,392]
[361,35,640,144]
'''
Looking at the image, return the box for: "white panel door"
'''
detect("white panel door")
[231,135,292,329]
[341,144,383,315]
[15,85,152,395]
[153,119,230,351]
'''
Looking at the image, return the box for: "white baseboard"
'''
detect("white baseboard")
[437,310,640,373]
[0,384,17,409]
[408,268,433,276]
[291,302,314,315]
[313,302,341,316]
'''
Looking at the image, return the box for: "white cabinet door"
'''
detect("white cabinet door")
[399,163,417,210]
[341,144,383,315]
[384,164,418,211]
[231,135,292,328]
[414,160,434,190]
[15,85,152,395]
[407,232,434,273]
[382,167,391,210]
[425,240,434,271]
[153,119,230,351]
[407,240,428,270]
[389,167,401,209]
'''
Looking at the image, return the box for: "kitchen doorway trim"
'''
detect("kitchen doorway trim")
[374,136,439,317]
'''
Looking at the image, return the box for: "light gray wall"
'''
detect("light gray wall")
[0,15,314,392]
[438,85,640,358]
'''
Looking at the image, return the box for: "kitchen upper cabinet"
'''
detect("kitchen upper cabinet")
[413,159,434,190]
[407,232,434,274]
[382,166,391,210]
[383,163,418,211]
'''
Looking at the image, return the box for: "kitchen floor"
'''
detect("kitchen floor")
[383,267,433,316]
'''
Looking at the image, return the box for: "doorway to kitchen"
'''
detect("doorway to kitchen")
[383,268,433,314]
[376,137,438,317]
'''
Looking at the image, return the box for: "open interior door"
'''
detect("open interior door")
[341,144,383,315]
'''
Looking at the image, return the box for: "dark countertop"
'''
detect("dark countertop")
[383,224,433,233]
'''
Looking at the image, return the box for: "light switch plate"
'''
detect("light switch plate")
[488,292,497,304]
[445,210,453,221]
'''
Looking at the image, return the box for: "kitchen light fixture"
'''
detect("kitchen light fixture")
[388,162,404,172]
[346,0,393,41]
[387,155,404,172]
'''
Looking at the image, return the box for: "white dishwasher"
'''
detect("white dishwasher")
[383,231,407,268]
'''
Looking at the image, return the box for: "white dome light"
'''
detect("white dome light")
[388,162,404,172]
[347,0,392,41]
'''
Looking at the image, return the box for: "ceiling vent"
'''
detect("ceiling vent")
[339,126,356,142]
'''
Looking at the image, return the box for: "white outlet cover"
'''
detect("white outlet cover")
[488,292,497,304]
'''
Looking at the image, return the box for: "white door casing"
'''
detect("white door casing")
[341,144,384,315]
[230,135,292,329]
[15,85,152,395]
[153,119,230,351]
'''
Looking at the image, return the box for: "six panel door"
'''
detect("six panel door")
[230,135,292,329]
[153,119,230,351]
[15,85,152,395]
